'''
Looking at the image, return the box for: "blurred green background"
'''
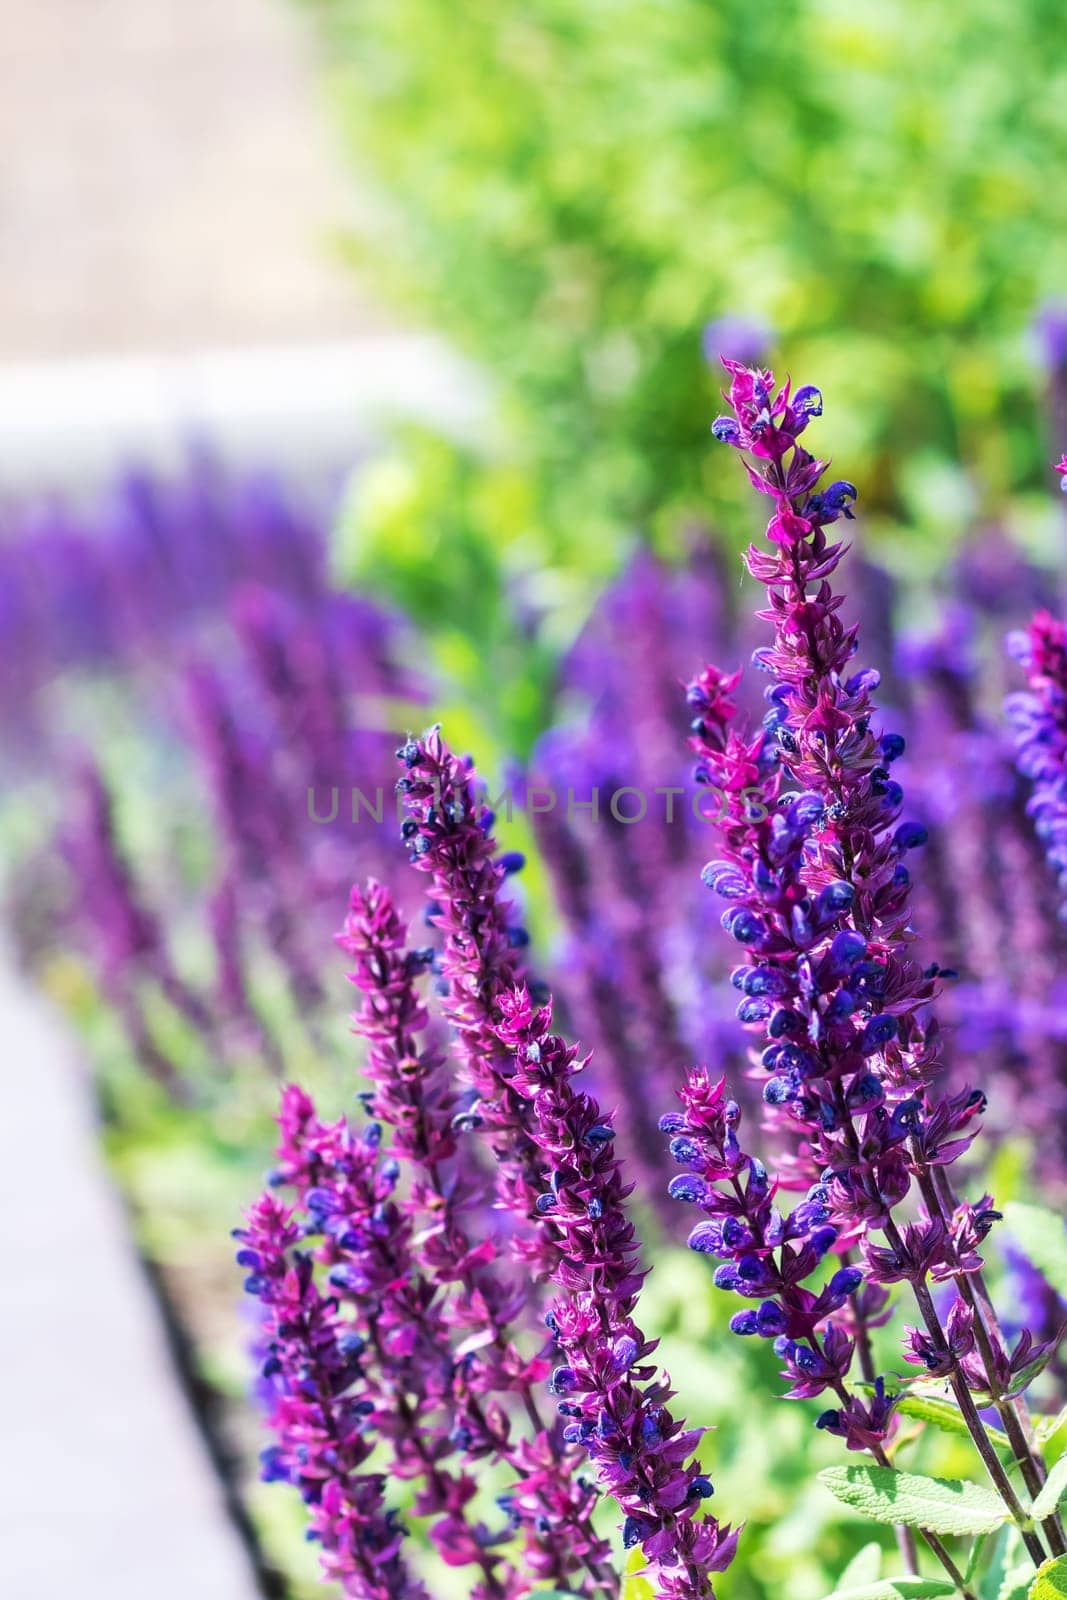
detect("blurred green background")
[293,0,1067,748]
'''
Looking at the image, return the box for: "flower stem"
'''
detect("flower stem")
[917,1165,1067,1557]
[883,1218,1047,1565]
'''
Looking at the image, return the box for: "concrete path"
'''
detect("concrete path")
[0,951,262,1600]
[0,0,376,359]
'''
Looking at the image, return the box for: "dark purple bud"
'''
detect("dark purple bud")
[895,821,929,850]
[768,1007,803,1038]
[880,732,906,763]
[819,480,858,520]
[788,792,825,829]
[792,385,823,419]
[730,1310,760,1335]
[612,1335,639,1371]
[260,1446,290,1483]
[670,1136,703,1168]
[623,1516,651,1549]
[740,965,790,997]
[845,667,880,695]
[721,906,767,946]
[862,1013,898,1053]
[829,1266,863,1299]
[702,860,748,897]
[668,1174,711,1205]
[810,1225,839,1258]
[816,881,856,918]
[830,930,867,966]
[756,1300,788,1336]
[689,1221,723,1255]
[847,1072,884,1109]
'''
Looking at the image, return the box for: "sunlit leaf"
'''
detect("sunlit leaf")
[818,1465,1008,1536]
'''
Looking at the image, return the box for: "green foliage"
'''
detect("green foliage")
[818,1464,1009,1536]
[1030,1556,1067,1600]
[298,0,1067,734]
[1002,1202,1067,1301]
[836,1544,884,1590]
[822,1582,955,1600]
[306,0,1067,513]
[895,1391,1015,1459]
[1031,1452,1067,1521]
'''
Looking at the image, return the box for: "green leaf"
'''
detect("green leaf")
[896,1391,1015,1456]
[1002,1203,1067,1300]
[998,1563,1034,1600]
[1037,1407,1067,1447]
[896,1391,977,1441]
[823,1582,956,1600]
[1030,1555,1067,1599]
[967,1534,990,1584]
[622,1575,656,1600]
[620,1548,656,1600]
[1032,1452,1067,1520]
[837,1543,884,1589]
[818,1465,1009,1536]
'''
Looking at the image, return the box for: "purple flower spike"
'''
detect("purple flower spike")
[1007,605,1067,923]
[397,726,568,1281]
[495,986,737,1599]
[234,1194,430,1599]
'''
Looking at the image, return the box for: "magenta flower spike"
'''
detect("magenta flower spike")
[494,985,737,1599]
[1007,604,1067,925]
[396,728,562,1279]
[234,1193,431,1600]
[336,878,617,1596]
[664,359,1064,1575]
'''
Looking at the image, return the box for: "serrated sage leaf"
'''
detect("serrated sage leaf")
[823,1581,956,1600]
[1030,1555,1067,1599]
[818,1465,1009,1536]
[1032,1452,1067,1520]
[1002,1203,1067,1301]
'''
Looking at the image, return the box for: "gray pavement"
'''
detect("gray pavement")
[0,952,261,1600]
[0,0,377,358]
